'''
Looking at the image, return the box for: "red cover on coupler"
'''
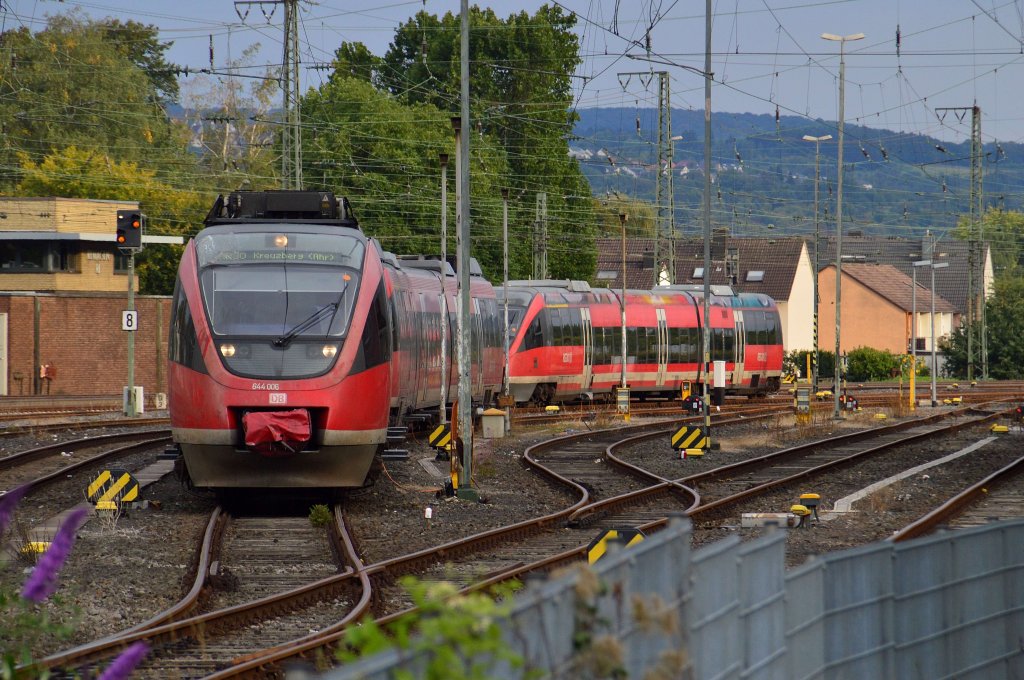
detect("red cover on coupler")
[242,409,311,457]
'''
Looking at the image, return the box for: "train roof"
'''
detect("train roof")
[204,190,359,228]
[661,283,736,296]
[396,254,482,277]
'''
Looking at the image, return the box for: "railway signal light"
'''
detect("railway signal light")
[116,210,144,249]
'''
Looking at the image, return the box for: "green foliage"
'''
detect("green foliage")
[330,41,382,85]
[379,7,595,280]
[1,588,75,677]
[301,76,516,279]
[308,504,332,528]
[943,275,1024,379]
[955,208,1024,280]
[0,12,195,191]
[337,577,525,680]
[785,349,835,385]
[846,346,901,382]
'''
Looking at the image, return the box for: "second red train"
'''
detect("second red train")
[500,280,784,404]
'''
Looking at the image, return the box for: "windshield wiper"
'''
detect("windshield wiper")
[272,281,350,348]
[273,303,337,347]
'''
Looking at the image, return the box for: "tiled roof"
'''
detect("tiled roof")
[595,235,804,301]
[810,234,986,315]
[837,263,956,313]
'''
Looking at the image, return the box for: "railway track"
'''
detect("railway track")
[25,402,1021,677]
[892,446,1024,541]
[0,429,171,505]
[33,506,368,679]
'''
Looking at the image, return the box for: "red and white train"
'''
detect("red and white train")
[499,280,784,404]
[167,190,502,490]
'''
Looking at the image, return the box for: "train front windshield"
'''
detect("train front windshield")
[195,230,365,338]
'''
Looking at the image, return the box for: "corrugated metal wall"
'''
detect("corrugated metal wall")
[313,518,1024,679]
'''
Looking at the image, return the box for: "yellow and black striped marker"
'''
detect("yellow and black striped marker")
[672,425,708,451]
[587,527,645,564]
[87,468,139,506]
[428,424,451,450]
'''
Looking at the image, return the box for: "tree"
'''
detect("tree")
[380,6,595,280]
[955,207,1024,280]
[331,41,382,86]
[94,17,181,106]
[942,276,1024,379]
[179,44,280,191]
[300,76,513,279]
[0,12,196,192]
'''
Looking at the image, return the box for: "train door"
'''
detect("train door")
[472,298,484,396]
[581,307,593,391]
[733,310,746,386]
[656,308,668,386]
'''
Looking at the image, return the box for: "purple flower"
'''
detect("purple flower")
[0,484,30,534]
[98,641,149,680]
[21,506,89,603]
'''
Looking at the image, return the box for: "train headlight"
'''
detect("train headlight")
[321,344,338,358]
[273,234,288,248]
[219,344,236,358]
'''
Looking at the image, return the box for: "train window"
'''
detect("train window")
[767,312,780,345]
[647,327,658,363]
[359,280,391,369]
[710,328,736,362]
[199,265,360,338]
[569,309,583,346]
[547,308,561,346]
[507,306,526,341]
[168,276,208,374]
[523,315,544,351]
[608,328,623,364]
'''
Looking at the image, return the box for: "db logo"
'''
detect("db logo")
[269,393,287,404]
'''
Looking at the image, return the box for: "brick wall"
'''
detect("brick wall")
[1,293,171,399]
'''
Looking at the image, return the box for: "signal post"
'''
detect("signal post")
[116,210,144,417]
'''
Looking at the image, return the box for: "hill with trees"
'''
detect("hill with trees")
[573,107,1023,240]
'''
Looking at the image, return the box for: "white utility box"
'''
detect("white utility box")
[481,408,507,438]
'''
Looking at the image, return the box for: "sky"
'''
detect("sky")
[6,0,1024,144]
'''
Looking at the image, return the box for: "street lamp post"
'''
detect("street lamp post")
[619,213,628,390]
[821,31,864,419]
[912,259,931,406]
[501,188,510,434]
[930,261,949,405]
[802,134,831,391]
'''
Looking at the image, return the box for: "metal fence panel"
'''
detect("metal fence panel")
[688,534,743,680]
[738,531,788,680]
[784,561,827,680]
[593,518,692,678]
[893,532,954,678]
[999,522,1024,679]
[821,541,894,679]
[310,519,1024,680]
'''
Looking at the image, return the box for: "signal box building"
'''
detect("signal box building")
[0,197,180,400]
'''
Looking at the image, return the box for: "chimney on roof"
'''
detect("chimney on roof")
[921,230,936,260]
[712,227,729,260]
[725,247,739,285]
